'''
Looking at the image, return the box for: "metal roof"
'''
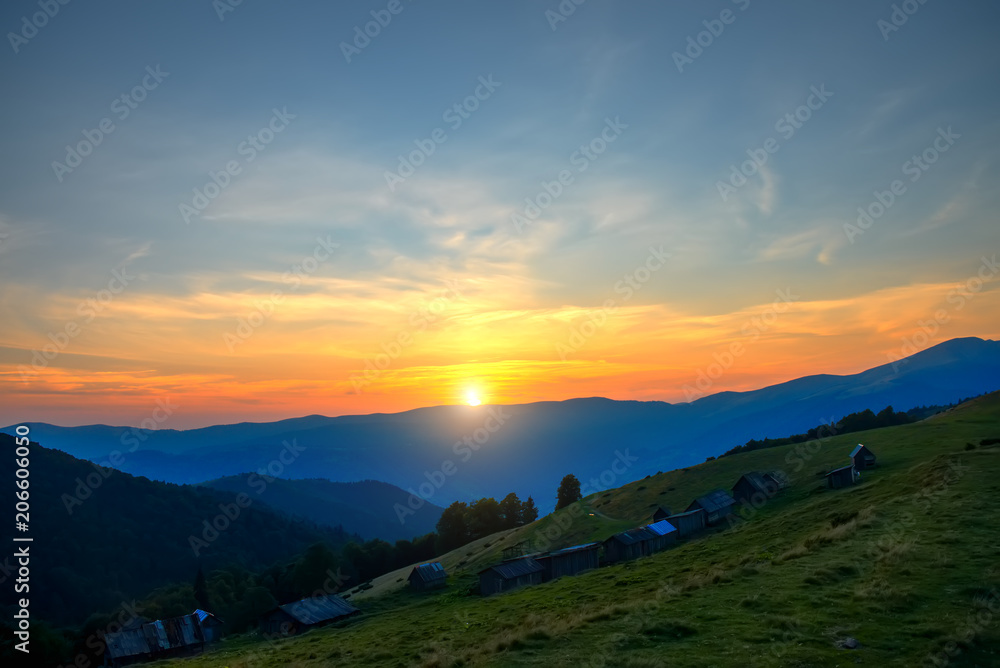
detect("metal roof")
[735,472,772,495]
[544,542,601,557]
[644,519,677,536]
[850,444,870,457]
[605,527,655,546]
[193,609,223,625]
[666,508,705,520]
[105,627,150,660]
[105,613,204,660]
[827,464,855,476]
[479,557,544,579]
[688,489,737,514]
[411,561,447,583]
[278,594,359,625]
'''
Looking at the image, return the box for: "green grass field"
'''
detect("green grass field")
[159,392,1000,667]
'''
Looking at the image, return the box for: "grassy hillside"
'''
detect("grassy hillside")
[160,392,1000,667]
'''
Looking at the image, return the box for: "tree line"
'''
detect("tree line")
[718,398,978,459]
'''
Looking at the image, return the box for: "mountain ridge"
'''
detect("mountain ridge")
[4,337,998,512]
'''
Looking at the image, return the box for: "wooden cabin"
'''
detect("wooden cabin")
[104,613,205,666]
[408,562,447,591]
[685,489,737,525]
[602,527,653,564]
[536,543,600,581]
[641,519,678,554]
[193,609,223,643]
[258,594,359,637]
[478,556,545,596]
[763,470,790,490]
[732,472,780,505]
[665,508,707,537]
[651,506,672,522]
[826,464,858,489]
[850,444,877,470]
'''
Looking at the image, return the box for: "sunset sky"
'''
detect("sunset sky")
[1,1,998,429]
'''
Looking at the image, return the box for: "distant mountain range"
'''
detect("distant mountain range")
[0,433,356,627]
[6,337,999,513]
[198,476,443,542]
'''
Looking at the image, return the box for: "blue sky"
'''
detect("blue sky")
[1,0,998,427]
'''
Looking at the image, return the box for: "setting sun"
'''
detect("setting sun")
[465,390,482,406]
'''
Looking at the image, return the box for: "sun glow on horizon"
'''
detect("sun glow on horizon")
[465,389,482,406]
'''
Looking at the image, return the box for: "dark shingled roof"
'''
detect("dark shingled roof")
[480,557,545,579]
[688,489,737,514]
[410,561,447,583]
[666,508,704,520]
[827,464,855,476]
[277,594,359,625]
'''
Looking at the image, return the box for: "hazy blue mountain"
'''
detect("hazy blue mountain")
[6,337,998,512]
[0,433,356,627]
[198,476,444,541]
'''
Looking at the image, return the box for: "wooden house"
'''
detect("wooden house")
[665,508,707,537]
[536,542,601,581]
[850,444,877,470]
[258,594,360,637]
[763,470,790,490]
[685,489,737,525]
[825,464,858,489]
[731,472,780,505]
[478,556,545,596]
[651,506,672,522]
[104,613,205,667]
[641,519,678,554]
[602,527,654,564]
[193,609,223,643]
[408,562,447,591]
